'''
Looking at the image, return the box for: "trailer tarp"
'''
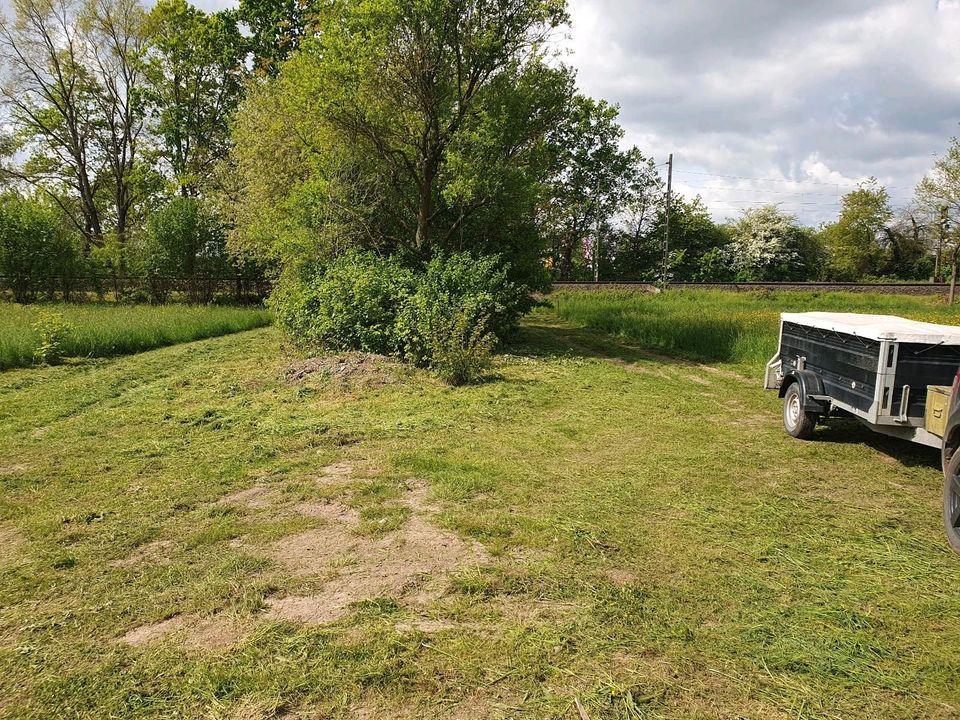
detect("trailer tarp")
[780,312,960,346]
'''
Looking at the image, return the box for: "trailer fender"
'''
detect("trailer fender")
[779,370,830,414]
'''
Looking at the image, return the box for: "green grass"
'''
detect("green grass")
[1,298,960,718]
[0,303,273,370]
[550,288,960,373]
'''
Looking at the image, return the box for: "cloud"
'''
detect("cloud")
[566,0,960,222]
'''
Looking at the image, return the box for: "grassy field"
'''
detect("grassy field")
[1,297,960,718]
[0,303,273,370]
[550,289,960,373]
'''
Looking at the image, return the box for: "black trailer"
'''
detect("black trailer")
[764,312,960,447]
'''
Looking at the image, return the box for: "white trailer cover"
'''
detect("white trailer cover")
[780,312,960,346]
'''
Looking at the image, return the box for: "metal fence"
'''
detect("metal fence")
[0,275,272,304]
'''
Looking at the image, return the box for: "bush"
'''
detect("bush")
[132,198,229,303]
[32,310,73,365]
[0,194,81,302]
[397,252,527,371]
[272,251,415,354]
[426,307,496,385]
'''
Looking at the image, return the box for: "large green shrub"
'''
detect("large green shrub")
[273,251,415,355]
[0,194,81,302]
[397,252,527,368]
[132,197,229,303]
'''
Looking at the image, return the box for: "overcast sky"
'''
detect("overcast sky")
[565,0,960,223]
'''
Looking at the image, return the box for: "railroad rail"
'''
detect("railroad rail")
[551,281,953,296]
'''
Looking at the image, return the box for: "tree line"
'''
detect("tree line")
[0,0,959,309]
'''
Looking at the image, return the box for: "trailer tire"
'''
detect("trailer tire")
[782,382,817,440]
[943,451,960,554]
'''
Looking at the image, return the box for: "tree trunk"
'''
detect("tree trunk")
[950,244,958,305]
[415,179,432,251]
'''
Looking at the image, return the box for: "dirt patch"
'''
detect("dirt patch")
[605,568,638,586]
[284,354,399,386]
[0,526,28,567]
[264,485,487,625]
[110,539,175,569]
[119,613,247,651]
[684,374,712,386]
[315,462,355,485]
[0,464,27,476]
[120,615,186,646]
[218,485,277,509]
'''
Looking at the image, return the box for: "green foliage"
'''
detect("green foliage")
[132,197,229,303]
[822,180,893,280]
[31,310,72,364]
[144,0,248,195]
[397,252,527,370]
[227,0,570,293]
[274,251,524,384]
[0,194,83,302]
[425,308,496,386]
[272,252,415,355]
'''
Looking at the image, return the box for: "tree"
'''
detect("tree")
[237,0,317,76]
[822,179,892,280]
[228,0,571,290]
[917,136,960,300]
[0,193,81,302]
[144,0,247,196]
[542,94,658,280]
[725,205,821,281]
[0,0,149,259]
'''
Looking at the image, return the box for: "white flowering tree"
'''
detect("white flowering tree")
[725,205,820,281]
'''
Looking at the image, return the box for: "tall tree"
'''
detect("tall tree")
[229,0,572,288]
[144,0,247,196]
[822,179,892,280]
[917,136,960,300]
[725,205,820,281]
[542,94,657,280]
[0,0,148,254]
[238,0,317,76]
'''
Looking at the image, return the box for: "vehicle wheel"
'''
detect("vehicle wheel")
[783,382,817,440]
[943,451,960,554]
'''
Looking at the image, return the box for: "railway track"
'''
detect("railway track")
[551,281,953,296]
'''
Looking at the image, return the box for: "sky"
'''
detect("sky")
[11,0,956,226]
[563,0,960,224]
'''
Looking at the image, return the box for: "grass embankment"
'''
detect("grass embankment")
[0,303,273,370]
[550,289,960,372]
[1,307,959,718]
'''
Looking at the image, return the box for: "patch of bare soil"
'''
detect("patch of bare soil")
[284,353,400,386]
[120,615,185,646]
[218,485,278,509]
[605,568,638,586]
[110,539,175,569]
[119,613,247,651]
[0,464,27,476]
[0,526,27,567]
[264,485,488,625]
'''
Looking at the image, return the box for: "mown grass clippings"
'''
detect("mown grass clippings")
[1,298,960,717]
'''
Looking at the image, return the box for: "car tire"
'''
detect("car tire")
[783,382,817,440]
[943,451,960,554]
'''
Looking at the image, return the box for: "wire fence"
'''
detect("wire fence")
[0,275,272,305]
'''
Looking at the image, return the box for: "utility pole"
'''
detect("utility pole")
[661,153,673,287]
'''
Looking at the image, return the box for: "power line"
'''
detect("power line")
[673,169,906,191]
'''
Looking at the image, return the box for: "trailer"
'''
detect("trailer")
[764,312,960,553]
[764,312,960,446]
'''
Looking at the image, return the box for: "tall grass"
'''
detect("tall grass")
[0,303,272,370]
[549,289,960,371]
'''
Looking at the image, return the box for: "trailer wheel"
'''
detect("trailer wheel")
[782,382,817,440]
[943,452,960,554]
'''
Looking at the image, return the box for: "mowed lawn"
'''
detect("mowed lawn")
[1,305,960,718]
